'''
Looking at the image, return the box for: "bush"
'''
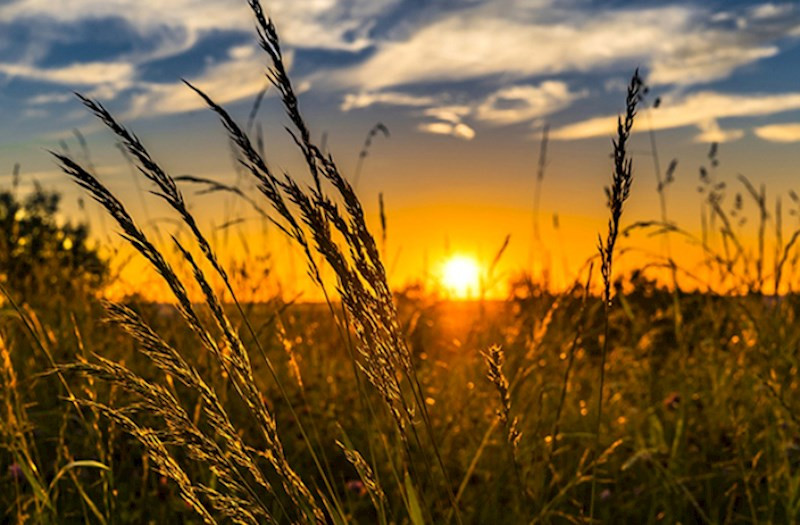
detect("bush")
[0,184,107,303]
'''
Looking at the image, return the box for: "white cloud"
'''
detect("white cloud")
[476,81,583,125]
[415,105,476,140]
[750,3,795,20]
[418,121,475,140]
[22,108,47,119]
[341,91,436,111]
[422,105,471,124]
[647,37,778,86]
[694,119,744,143]
[27,92,73,105]
[754,123,800,142]
[228,44,256,60]
[551,90,800,141]
[335,9,675,89]
[126,54,269,118]
[0,61,134,86]
[416,104,474,140]
[333,3,800,91]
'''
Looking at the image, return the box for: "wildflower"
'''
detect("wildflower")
[663,391,680,411]
[8,463,22,481]
[345,480,366,497]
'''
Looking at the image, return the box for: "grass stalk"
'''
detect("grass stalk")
[590,69,643,519]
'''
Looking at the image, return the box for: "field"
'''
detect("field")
[3,1,800,524]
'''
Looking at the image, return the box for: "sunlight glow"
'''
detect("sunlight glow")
[440,255,481,299]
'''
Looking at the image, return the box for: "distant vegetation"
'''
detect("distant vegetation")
[0,184,107,304]
[3,1,800,524]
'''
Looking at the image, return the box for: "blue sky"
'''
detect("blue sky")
[2,0,800,143]
[2,0,800,291]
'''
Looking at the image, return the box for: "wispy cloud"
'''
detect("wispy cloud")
[754,123,800,142]
[27,93,74,105]
[551,90,800,142]
[695,119,744,143]
[347,81,582,140]
[417,105,473,140]
[422,105,471,124]
[341,91,436,111]
[333,2,800,91]
[124,46,270,118]
[750,3,796,20]
[0,61,134,87]
[417,121,475,141]
[475,82,584,125]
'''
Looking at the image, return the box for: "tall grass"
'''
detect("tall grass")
[43,0,469,521]
[591,69,642,518]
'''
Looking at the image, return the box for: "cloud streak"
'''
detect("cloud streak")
[0,61,134,86]
[332,2,800,91]
[476,82,584,125]
[754,123,800,142]
[341,91,436,111]
[417,121,475,141]
[550,90,800,142]
[124,46,270,118]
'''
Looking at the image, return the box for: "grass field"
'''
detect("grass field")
[3,1,800,523]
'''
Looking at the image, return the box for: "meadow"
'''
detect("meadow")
[3,1,800,523]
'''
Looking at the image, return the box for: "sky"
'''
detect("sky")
[2,0,800,297]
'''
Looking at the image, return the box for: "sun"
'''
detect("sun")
[439,255,482,299]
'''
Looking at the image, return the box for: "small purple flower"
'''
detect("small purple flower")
[663,391,681,411]
[8,463,22,481]
[600,488,612,501]
[345,480,366,496]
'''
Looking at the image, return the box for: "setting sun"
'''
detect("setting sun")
[440,255,482,299]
